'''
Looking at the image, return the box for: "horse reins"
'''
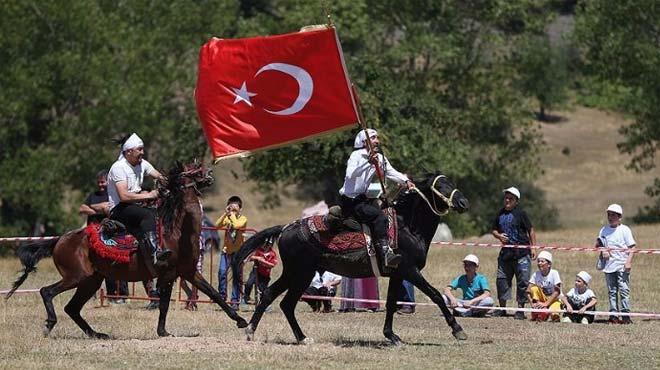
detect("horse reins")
[410,175,457,216]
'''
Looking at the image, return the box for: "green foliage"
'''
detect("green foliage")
[575,0,660,222]
[0,1,239,236]
[574,77,634,112]
[242,0,559,236]
[514,35,571,121]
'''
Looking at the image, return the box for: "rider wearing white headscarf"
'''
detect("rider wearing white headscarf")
[339,129,414,268]
[108,133,171,272]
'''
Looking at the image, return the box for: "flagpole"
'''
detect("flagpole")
[351,84,388,197]
[320,0,334,27]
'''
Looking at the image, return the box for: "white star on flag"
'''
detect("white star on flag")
[231,82,257,106]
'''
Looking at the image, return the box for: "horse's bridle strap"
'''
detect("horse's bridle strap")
[411,175,456,216]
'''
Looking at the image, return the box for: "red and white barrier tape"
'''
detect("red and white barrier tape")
[0,236,59,243]
[432,241,660,254]
[300,294,660,319]
[0,288,41,295]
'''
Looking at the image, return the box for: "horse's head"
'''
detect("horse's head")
[411,174,469,215]
[166,159,214,195]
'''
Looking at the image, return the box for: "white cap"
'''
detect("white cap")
[576,271,592,285]
[354,129,377,149]
[503,186,521,200]
[463,254,479,266]
[607,203,623,215]
[537,250,553,263]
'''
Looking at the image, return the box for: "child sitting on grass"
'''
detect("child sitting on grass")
[560,271,597,324]
[527,251,562,322]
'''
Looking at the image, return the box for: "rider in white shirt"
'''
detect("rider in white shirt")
[339,129,414,268]
[108,133,170,273]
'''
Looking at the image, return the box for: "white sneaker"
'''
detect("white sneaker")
[561,316,572,323]
[581,317,589,325]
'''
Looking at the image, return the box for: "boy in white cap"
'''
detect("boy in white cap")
[560,271,597,324]
[492,186,536,320]
[442,254,494,317]
[596,204,636,324]
[527,251,562,321]
[339,129,415,270]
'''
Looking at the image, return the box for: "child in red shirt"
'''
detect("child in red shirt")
[244,237,278,303]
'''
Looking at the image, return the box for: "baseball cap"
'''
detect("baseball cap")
[463,254,479,266]
[606,204,623,215]
[537,250,553,263]
[576,271,592,285]
[503,187,521,200]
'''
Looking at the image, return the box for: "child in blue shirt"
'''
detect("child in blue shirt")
[443,254,494,317]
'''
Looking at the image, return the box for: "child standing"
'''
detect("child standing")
[560,271,597,324]
[246,237,278,304]
[527,251,562,321]
[597,204,636,324]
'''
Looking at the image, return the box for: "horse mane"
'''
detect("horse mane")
[159,161,187,238]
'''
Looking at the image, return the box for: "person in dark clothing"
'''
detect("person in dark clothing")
[491,186,536,320]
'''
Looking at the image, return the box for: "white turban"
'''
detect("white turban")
[118,133,144,160]
[353,129,377,149]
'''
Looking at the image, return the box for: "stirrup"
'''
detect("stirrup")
[383,247,402,268]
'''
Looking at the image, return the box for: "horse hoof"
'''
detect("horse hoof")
[245,324,255,341]
[236,318,248,329]
[298,337,314,345]
[95,332,111,340]
[452,330,468,341]
[42,326,51,338]
[158,331,173,338]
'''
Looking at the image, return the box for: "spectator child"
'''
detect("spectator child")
[527,251,562,322]
[245,237,278,304]
[597,204,636,324]
[560,271,597,324]
[216,195,248,309]
[442,254,494,317]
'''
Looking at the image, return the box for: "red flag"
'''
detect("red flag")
[195,26,359,160]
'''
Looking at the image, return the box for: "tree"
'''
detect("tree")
[240,0,560,235]
[0,1,239,236]
[575,0,660,221]
[515,35,571,121]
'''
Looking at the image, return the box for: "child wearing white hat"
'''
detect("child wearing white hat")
[527,251,563,321]
[442,254,494,317]
[560,271,597,324]
[596,203,636,324]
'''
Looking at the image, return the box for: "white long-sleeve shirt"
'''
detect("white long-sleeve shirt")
[339,148,409,198]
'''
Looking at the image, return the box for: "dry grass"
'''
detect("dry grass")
[2,224,660,369]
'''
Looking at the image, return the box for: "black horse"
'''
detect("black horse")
[233,173,470,345]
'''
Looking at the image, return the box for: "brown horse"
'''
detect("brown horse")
[7,161,248,338]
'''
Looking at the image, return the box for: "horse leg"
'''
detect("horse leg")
[186,272,247,328]
[404,269,467,341]
[279,269,315,344]
[383,276,405,346]
[63,274,108,339]
[245,275,289,341]
[40,279,78,337]
[156,280,174,337]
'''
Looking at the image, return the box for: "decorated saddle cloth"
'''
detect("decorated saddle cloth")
[84,220,139,264]
[303,208,398,253]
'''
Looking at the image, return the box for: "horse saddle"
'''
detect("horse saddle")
[303,206,398,254]
[84,219,139,264]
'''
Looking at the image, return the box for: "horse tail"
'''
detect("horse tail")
[232,225,284,273]
[5,238,59,299]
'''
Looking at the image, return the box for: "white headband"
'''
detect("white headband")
[353,129,377,149]
[118,133,144,160]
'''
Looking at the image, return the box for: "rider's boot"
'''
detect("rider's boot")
[144,232,172,270]
[377,239,401,268]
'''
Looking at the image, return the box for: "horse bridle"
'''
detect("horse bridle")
[410,175,458,216]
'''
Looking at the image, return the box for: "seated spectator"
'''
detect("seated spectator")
[442,254,494,317]
[527,251,562,321]
[561,271,597,324]
[303,271,342,313]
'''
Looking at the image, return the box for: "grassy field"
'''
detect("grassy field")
[2,106,660,369]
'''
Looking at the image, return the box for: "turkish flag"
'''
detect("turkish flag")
[195,26,359,160]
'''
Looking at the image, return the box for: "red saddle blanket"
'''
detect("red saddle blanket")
[305,208,398,253]
[84,223,138,264]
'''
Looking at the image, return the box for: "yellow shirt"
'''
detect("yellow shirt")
[215,213,248,254]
